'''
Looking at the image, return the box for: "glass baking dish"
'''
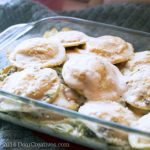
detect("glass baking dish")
[0,16,150,150]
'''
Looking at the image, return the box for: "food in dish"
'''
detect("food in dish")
[86,35,134,64]
[0,67,83,111]
[0,99,34,112]
[129,113,150,149]
[0,27,149,149]
[62,54,126,101]
[0,65,17,81]
[121,51,150,72]
[9,38,66,69]
[121,51,150,110]
[79,101,137,126]
[53,84,85,110]
[50,30,87,47]
[124,66,150,110]
[43,27,58,38]
[79,101,137,145]
[66,47,84,59]
[0,68,60,103]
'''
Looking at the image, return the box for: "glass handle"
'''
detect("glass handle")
[0,23,34,50]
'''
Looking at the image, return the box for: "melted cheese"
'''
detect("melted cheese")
[122,51,150,110]
[129,113,150,149]
[79,101,136,125]
[62,54,126,101]
[51,31,87,47]
[1,68,60,102]
[53,84,83,110]
[124,51,150,70]
[9,38,66,69]
[78,101,137,146]
[86,35,134,64]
